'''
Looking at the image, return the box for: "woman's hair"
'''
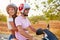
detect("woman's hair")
[6,4,18,24]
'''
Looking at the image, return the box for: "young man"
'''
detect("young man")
[15,3,36,40]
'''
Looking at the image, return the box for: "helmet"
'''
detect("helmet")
[6,3,18,14]
[19,3,30,13]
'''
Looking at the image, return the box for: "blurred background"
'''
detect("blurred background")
[0,0,60,40]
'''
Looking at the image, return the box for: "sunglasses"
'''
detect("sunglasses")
[25,8,30,10]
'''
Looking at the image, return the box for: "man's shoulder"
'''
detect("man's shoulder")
[15,16,21,20]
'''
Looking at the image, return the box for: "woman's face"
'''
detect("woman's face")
[8,7,15,16]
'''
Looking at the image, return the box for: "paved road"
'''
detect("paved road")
[0,34,10,40]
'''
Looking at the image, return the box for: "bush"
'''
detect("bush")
[0,14,7,22]
[28,15,46,24]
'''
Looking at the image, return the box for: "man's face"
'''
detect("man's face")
[23,8,30,16]
[8,7,15,16]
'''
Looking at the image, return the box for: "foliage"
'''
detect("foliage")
[29,15,46,24]
[0,14,7,22]
[42,0,60,21]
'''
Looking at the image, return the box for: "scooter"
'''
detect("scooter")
[36,24,58,40]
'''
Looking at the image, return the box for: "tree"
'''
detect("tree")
[27,0,60,23]
[42,0,60,20]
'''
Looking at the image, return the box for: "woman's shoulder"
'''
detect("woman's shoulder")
[8,17,13,22]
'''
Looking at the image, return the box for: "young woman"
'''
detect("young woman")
[6,4,18,40]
